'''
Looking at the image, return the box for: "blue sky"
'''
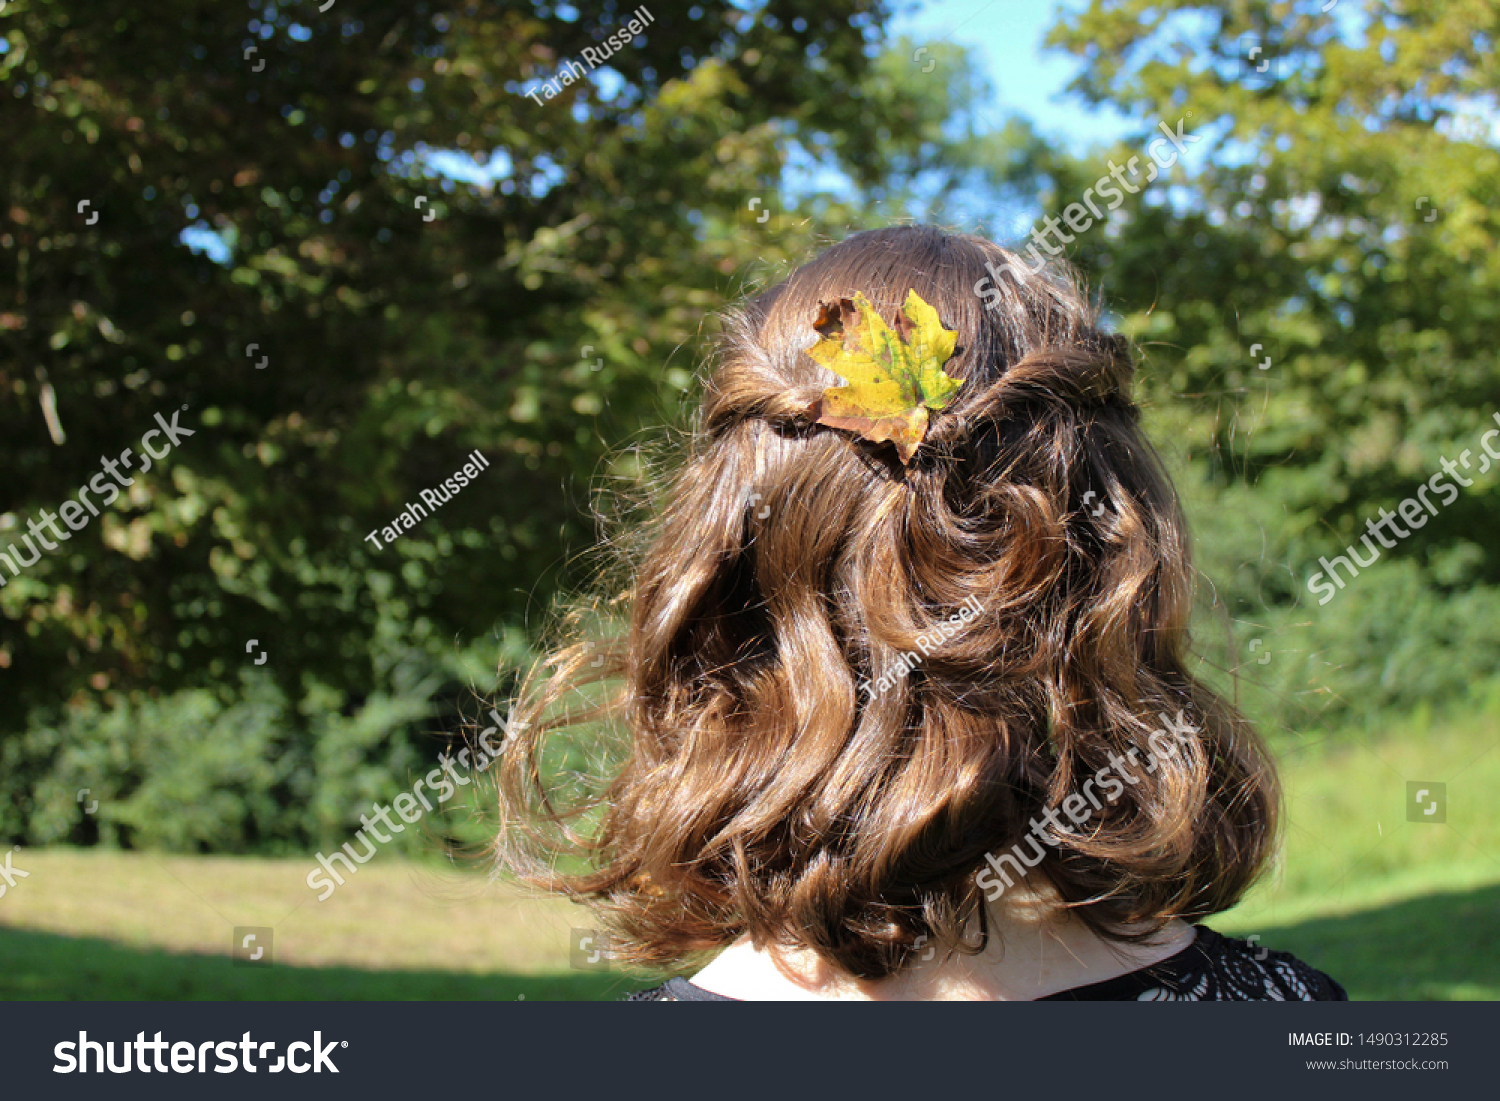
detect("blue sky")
[183,1,1132,261]
[890,0,1132,148]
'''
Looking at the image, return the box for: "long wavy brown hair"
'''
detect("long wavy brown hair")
[491,225,1279,981]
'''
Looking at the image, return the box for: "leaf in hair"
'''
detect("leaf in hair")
[803,289,963,465]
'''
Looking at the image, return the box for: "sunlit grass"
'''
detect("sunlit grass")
[1213,703,1500,998]
[3,703,1497,999]
[0,849,652,999]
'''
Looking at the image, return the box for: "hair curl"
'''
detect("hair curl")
[492,225,1279,982]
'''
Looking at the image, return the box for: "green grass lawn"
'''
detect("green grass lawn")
[3,702,1497,1000]
[1212,700,1500,999]
[0,850,656,1000]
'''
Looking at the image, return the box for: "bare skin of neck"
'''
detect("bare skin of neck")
[688,885,1197,1001]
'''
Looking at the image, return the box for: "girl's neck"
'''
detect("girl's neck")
[688,892,1197,1001]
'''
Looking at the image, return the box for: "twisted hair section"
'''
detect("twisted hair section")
[493,226,1279,981]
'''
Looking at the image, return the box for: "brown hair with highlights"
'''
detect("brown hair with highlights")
[492,225,1279,981]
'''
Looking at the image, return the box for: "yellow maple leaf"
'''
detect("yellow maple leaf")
[804,289,963,464]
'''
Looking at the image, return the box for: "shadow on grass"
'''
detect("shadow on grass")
[0,926,658,1001]
[1239,880,1500,1000]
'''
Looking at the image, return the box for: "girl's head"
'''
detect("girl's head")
[496,225,1278,981]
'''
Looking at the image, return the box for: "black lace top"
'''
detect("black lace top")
[623,925,1348,1001]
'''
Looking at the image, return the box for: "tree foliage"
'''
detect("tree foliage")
[1040,0,1500,729]
[1,0,1030,845]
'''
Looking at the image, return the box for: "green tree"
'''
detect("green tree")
[0,1,1034,847]
[0,0,904,842]
[1039,0,1500,729]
